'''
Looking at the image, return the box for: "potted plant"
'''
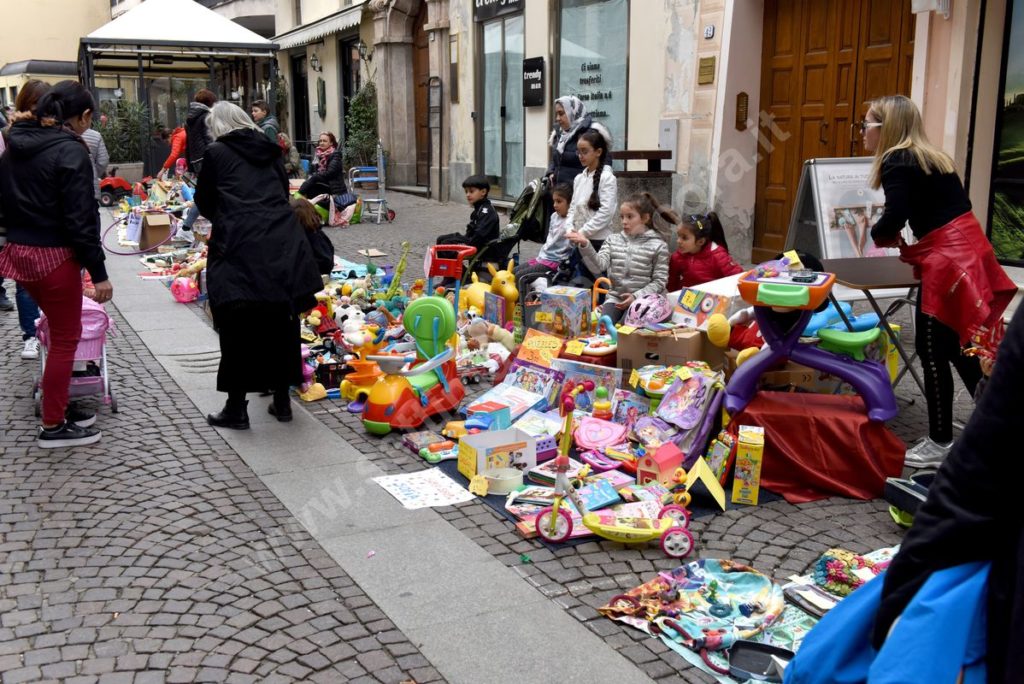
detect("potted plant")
[344,81,381,185]
[97,99,149,183]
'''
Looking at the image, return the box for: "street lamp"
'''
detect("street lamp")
[356,40,372,62]
[310,53,322,72]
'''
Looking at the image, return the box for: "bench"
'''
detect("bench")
[611,150,673,178]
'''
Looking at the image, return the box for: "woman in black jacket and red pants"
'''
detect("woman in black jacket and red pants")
[0,81,112,449]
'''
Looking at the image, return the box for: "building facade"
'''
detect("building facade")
[0,0,110,105]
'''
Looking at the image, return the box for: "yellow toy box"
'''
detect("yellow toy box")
[731,425,764,506]
[458,429,537,480]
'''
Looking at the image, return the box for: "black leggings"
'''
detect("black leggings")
[915,289,982,443]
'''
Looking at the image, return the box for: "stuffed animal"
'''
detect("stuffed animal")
[465,318,515,352]
[335,304,365,331]
[487,259,519,322]
[707,310,763,366]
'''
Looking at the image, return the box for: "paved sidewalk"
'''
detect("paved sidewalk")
[0,313,441,682]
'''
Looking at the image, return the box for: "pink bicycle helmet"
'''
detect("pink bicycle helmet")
[623,294,673,328]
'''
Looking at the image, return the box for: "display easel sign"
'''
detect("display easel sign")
[785,157,912,260]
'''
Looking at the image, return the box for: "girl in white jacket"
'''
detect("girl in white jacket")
[565,125,617,278]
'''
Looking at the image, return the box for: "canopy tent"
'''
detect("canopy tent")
[79,0,279,172]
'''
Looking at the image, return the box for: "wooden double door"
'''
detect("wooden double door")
[752,0,916,261]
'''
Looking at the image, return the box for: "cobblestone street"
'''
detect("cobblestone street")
[0,192,981,683]
[0,306,442,683]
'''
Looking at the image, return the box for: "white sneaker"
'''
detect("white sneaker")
[904,437,952,469]
[533,277,548,294]
[21,337,39,360]
[172,227,194,243]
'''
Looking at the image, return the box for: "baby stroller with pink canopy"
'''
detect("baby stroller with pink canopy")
[33,297,118,416]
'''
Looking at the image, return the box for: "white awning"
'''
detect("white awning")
[274,6,364,51]
[83,0,275,50]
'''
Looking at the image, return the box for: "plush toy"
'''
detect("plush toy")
[707,310,763,366]
[465,318,515,352]
[409,279,426,300]
[335,304,365,331]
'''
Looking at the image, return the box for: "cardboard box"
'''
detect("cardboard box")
[139,213,173,252]
[731,425,764,505]
[532,286,590,339]
[457,429,537,479]
[671,273,745,331]
[617,328,724,376]
[465,401,512,430]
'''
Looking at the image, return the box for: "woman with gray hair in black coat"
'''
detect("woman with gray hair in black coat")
[196,101,323,429]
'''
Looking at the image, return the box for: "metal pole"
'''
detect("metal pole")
[138,49,147,173]
[268,56,278,117]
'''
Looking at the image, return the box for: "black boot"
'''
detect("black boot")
[268,388,293,422]
[207,393,249,429]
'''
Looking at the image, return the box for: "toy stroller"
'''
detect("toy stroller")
[33,297,118,416]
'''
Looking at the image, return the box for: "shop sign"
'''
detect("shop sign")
[523,57,544,107]
[474,0,523,22]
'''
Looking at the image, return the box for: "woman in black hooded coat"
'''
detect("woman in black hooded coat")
[196,102,323,428]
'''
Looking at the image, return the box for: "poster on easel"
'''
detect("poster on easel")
[785,157,911,259]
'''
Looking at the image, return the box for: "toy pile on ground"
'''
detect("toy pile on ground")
[137,232,927,678]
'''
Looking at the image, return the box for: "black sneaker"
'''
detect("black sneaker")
[66,406,97,428]
[37,421,102,449]
[0,297,13,312]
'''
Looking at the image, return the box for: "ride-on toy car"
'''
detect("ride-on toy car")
[361,296,466,435]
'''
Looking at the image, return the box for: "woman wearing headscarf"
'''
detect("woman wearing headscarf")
[196,102,323,428]
[546,96,594,186]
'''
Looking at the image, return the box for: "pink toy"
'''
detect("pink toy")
[300,344,316,391]
[573,416,628,450]
[623,294,673,328]
[170,276,199,303]
[636,442,685,486]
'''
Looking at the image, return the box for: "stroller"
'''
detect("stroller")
[462,176,551,284]
[33,297,118,417]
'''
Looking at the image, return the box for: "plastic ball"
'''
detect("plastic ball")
[583,380,595,391]
[563,397,575,412]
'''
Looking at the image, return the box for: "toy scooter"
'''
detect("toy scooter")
[534,382,695,558]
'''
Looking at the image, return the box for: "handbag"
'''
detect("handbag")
[333,192,357,210]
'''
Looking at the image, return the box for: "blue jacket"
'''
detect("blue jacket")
[786,563,988,684]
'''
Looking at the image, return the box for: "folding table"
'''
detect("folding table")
[821,257,924,396]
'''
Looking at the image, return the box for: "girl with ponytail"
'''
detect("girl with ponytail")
[564,124,616,282]
[568,191,670,323]
[666,210,743,290]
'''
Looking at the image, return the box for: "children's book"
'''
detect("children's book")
[618,482,670,503]
[574,478,622,511]
[589,469,635,489]
[550,358,623,414]
[512,408,563,438]
[526,457,586,486]
[402,430,446,454]
[504,359,564,411]
[464,384,544,421]
[484,291,507,327]
[611,389,650,434]
[517,328,563,368]
[510,484,560,506]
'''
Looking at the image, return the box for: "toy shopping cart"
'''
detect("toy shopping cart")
[33,297,118,416]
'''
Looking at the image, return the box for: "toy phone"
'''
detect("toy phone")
[790,269,817,283]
